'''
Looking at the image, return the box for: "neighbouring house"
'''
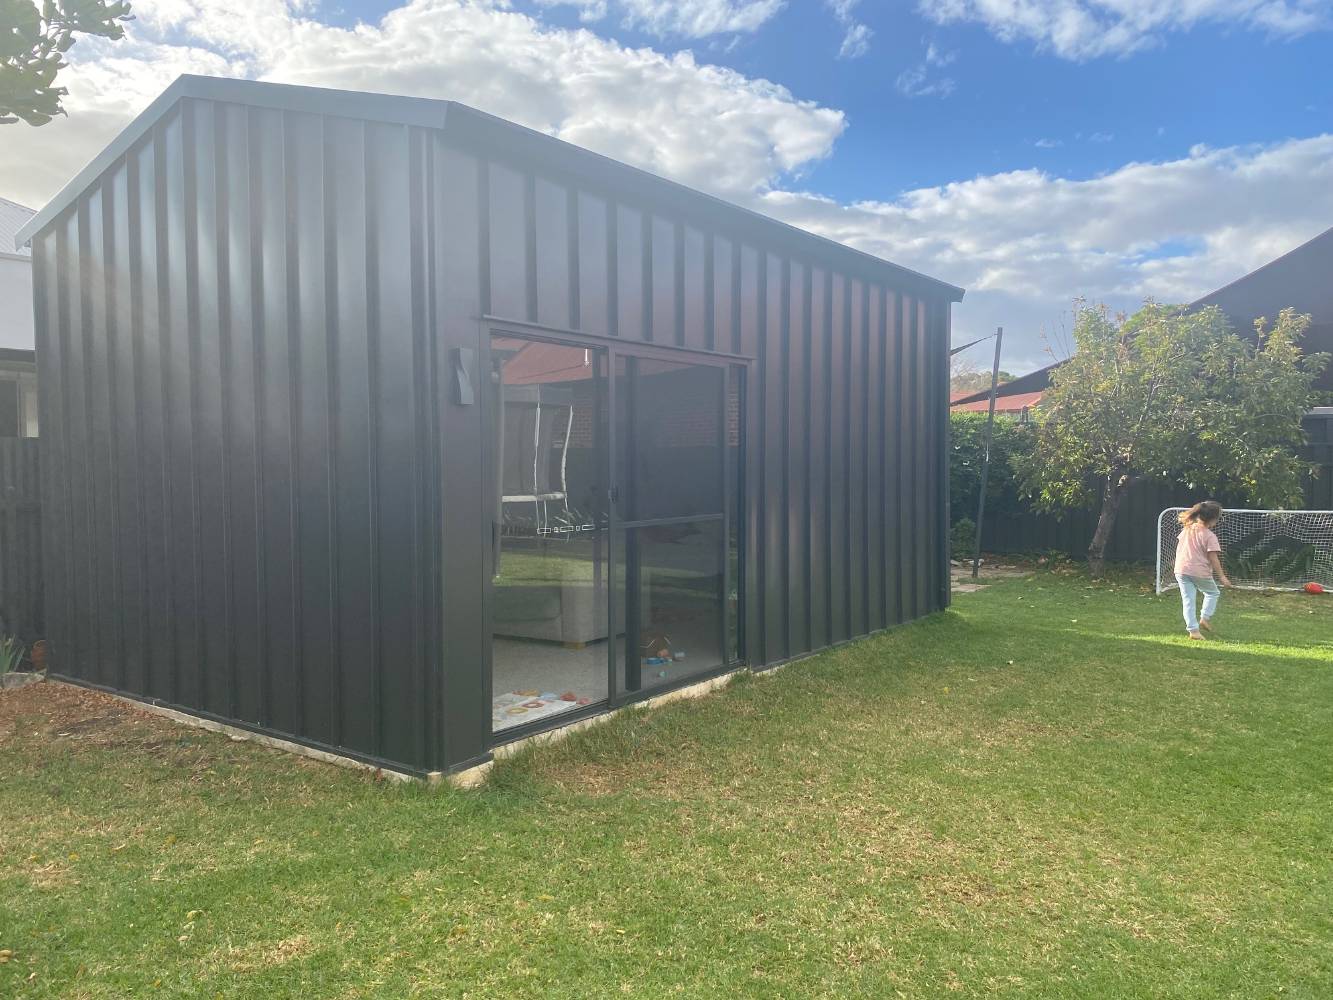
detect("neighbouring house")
[950,377,1046,419]
[0,197,39,437]
[18,75,963,779]
[951,224,1333,416]
[951,363,1053,416]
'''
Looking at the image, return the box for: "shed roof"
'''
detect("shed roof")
[1,197,35,260]
[15,75,965,303]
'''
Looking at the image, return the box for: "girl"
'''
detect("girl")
[1174,501,1233,640]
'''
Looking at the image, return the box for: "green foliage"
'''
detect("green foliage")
[950,369,1014,395]
[1017,303,1327,515]
[949,411,1033,524]
[0,634,25,675]
[949,516,976,557]
[0,0,133,126]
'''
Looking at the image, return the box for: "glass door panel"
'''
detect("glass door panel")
[612,351,731,700]
[490,336,612,734]
[615,356,725,522]
[615,521,726,694]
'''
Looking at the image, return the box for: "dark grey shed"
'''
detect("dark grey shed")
[17,76,963,777]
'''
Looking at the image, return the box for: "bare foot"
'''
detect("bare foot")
[1199,619,1214,633]
[1188,630,1204,640]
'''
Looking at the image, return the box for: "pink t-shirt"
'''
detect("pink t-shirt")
[1174,524,1221,578]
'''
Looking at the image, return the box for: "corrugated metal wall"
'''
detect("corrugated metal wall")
[446,140,954,690]
[0,438,42,641]
[32,90,955,774]
[33,98,445,772]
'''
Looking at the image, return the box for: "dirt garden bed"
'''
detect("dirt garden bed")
[1,680,179,756]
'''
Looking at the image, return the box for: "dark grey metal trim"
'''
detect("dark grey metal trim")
[618,512,725,529]
[484,315,756,363]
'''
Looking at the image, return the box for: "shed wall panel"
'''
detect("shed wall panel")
[866,286,884,633]
[807,268,829,647]
[576,193,609,335]
[786,260,810,656]
[849,279,868,640]
[32,87,955,774]
[34,98,442,773]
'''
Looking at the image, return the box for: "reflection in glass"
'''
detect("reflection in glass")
[617,521,725,696]
[615,357,725,521]
[490,337,610,733]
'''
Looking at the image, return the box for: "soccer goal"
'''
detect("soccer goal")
[1156,507,1333,594]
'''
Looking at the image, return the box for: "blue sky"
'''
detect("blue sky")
[325,0,1333,200]
[3,0,1332,372]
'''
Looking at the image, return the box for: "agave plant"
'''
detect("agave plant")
[0,635,26,677]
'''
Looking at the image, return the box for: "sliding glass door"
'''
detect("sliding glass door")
[488,331,742,740]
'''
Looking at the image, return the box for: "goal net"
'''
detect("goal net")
[1156,507,1333,594]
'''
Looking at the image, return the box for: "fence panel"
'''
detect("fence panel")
[979,412,1333,562]
[0,438,42,641]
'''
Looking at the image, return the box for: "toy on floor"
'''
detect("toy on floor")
[640,630,672,660]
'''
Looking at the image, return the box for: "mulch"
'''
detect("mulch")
[0,680,175,753]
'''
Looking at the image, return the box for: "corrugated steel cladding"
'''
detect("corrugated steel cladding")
[26,78,960,774]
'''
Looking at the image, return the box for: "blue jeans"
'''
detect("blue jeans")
[1177,574,1220,633]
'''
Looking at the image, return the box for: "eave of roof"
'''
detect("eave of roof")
[1188,225,1333,310]
[1,195,36,258]
[16,75,966,303]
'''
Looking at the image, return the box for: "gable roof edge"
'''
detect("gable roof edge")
[15,75,965,303]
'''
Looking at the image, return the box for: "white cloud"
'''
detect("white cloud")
[2,0,842,208]
[535,0,784,37]
[537,0,610,23]
[838,21,873,58]
[1088,130,1113,143]
[826,0,873,58]
[916,0,1332,60]
[4,0,1332,374]
[895,40,957,97]
[1035,137,1062,148]
[757,134,1333,369]
[895,64,956,97]
[924,41,956,66]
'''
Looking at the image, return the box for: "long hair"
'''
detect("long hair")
[1178,500,1223,528]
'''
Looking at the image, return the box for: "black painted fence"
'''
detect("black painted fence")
[0,438,43,641]
[980,411,1333,563]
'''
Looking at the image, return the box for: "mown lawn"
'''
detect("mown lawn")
[2,568,1331,998]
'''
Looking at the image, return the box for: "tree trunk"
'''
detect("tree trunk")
[1087,477,1129,578]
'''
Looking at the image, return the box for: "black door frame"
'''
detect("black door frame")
[608,348,733,707]
[482,318,750,749]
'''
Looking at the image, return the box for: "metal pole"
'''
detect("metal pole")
[972,326,1003,580]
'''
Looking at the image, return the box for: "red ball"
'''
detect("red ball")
[1305,582,1325,595]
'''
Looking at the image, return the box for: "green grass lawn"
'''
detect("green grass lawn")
[2,568,1331,998]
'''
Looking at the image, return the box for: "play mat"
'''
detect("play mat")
[492,690,593,730]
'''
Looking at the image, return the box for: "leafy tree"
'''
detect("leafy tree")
[950,368,1014,395]
[1016,303,1327,577]
[1,0,132,126]
[949,411,1032,526]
